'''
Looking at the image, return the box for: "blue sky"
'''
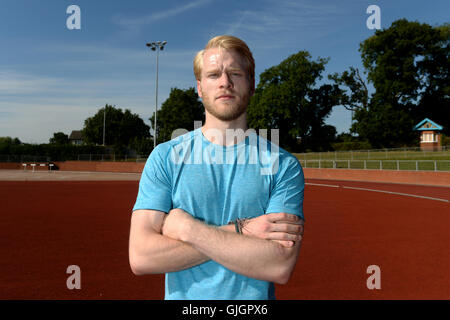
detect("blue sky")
[1,0,449,144]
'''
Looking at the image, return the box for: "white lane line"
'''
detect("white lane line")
[342,186,449,203]
[306,182,340,188]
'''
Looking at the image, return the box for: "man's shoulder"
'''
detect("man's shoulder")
[152,130,197,155]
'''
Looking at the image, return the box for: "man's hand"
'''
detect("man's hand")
[161,208,194,241]
[242,213,304,247]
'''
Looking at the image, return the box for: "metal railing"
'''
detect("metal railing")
[300,159,450,172]
[0,155,50,163]
[0,154,149,163]
[294,146,450,161]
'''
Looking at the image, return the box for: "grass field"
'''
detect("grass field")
[297,159,450,171]
[294,147,450,171]
[294,147,450,161]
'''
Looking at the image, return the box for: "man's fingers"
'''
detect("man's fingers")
[267,212,304,225]
[273,240,295,248]
[267,231,302,242]
[270,223,304,235]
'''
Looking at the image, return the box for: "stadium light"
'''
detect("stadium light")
[146,41,167,149]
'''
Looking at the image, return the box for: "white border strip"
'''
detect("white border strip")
[306,182,449,203]
[342,186,449,203]
[306,182,339,188]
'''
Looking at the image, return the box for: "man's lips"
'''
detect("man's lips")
[216,94,235,100]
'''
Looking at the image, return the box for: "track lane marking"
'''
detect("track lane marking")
[306,182,449,203]
[341,186,449,203]
[306,182,339,188]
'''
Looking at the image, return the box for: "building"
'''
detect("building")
[69,130,83,145]
[414,118,443,151]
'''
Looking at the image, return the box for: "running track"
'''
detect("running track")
[1,175,449,299]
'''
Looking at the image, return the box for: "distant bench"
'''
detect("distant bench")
[22,163,55,172]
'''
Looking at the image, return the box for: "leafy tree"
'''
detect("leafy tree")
[0,137,22,154]
[82,104,150,148]
[150,87,204,143]
[331,19,449,148]
[49,132,69,144]
[247,51,340,152]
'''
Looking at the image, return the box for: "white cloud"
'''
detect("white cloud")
[219,0,346,48]
[0,70,62,95]
[115,0,213,29]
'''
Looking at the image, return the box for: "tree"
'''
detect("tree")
[49,132,69,144]
[150,87,204,143]
[0,137,22,155]
[82,104,150,149]
[331,19,449,148]
[247,51,340,152]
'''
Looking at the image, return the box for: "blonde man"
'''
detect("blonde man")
[129,35,305,300]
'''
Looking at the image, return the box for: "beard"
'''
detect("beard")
[201,90,250,122]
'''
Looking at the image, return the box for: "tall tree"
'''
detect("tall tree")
[82,104,150,147]
[247,51,340,152]
[49,132,69,144]
[150,87,204,143]
[331,19,449,148]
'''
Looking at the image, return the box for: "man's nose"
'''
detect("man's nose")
[219,72,233,88]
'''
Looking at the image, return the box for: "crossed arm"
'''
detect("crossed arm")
[129,208,304,284]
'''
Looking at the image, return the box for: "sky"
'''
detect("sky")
[1,0,449,144]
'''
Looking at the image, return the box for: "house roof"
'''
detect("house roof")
[414,118,443,131]
[69,130,83,140]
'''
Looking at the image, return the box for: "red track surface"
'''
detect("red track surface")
[1,179,449,299]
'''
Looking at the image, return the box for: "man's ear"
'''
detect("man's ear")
[249,79,255,97]
[196,80,203,98]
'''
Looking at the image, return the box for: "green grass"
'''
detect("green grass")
[294,148,450,161]
[297,159,450,171]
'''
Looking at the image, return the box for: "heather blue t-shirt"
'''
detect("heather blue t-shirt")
[133,128,305,300]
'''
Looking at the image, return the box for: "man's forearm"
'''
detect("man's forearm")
[179,218,298,284]
[133,224,236,274]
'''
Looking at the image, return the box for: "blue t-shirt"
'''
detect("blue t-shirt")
[133,128,305,300]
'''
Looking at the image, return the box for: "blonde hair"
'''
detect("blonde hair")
[193,35,255,82]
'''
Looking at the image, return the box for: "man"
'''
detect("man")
[129,35,305,300]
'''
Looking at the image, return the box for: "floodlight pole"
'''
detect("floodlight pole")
[146,41,167,149]
[155,47,159,149]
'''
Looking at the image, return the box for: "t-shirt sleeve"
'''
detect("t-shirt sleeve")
[132,145,173,213]
[265,155,305,219]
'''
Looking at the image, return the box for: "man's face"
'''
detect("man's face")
[197,48,254,122]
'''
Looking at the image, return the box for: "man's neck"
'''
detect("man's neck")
[201,113,249,146]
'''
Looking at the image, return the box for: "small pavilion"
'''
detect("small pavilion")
[414,118,443,151]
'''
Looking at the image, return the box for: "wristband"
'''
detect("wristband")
[234,219,241,234]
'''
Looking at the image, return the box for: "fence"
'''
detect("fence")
[294,146,450,161]
[75,154,149,162]
[0,154,149,163]
[300,159,450,172]
[3,147,450,172]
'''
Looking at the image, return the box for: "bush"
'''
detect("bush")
[332,141,372,151]
[442,134,450,147]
